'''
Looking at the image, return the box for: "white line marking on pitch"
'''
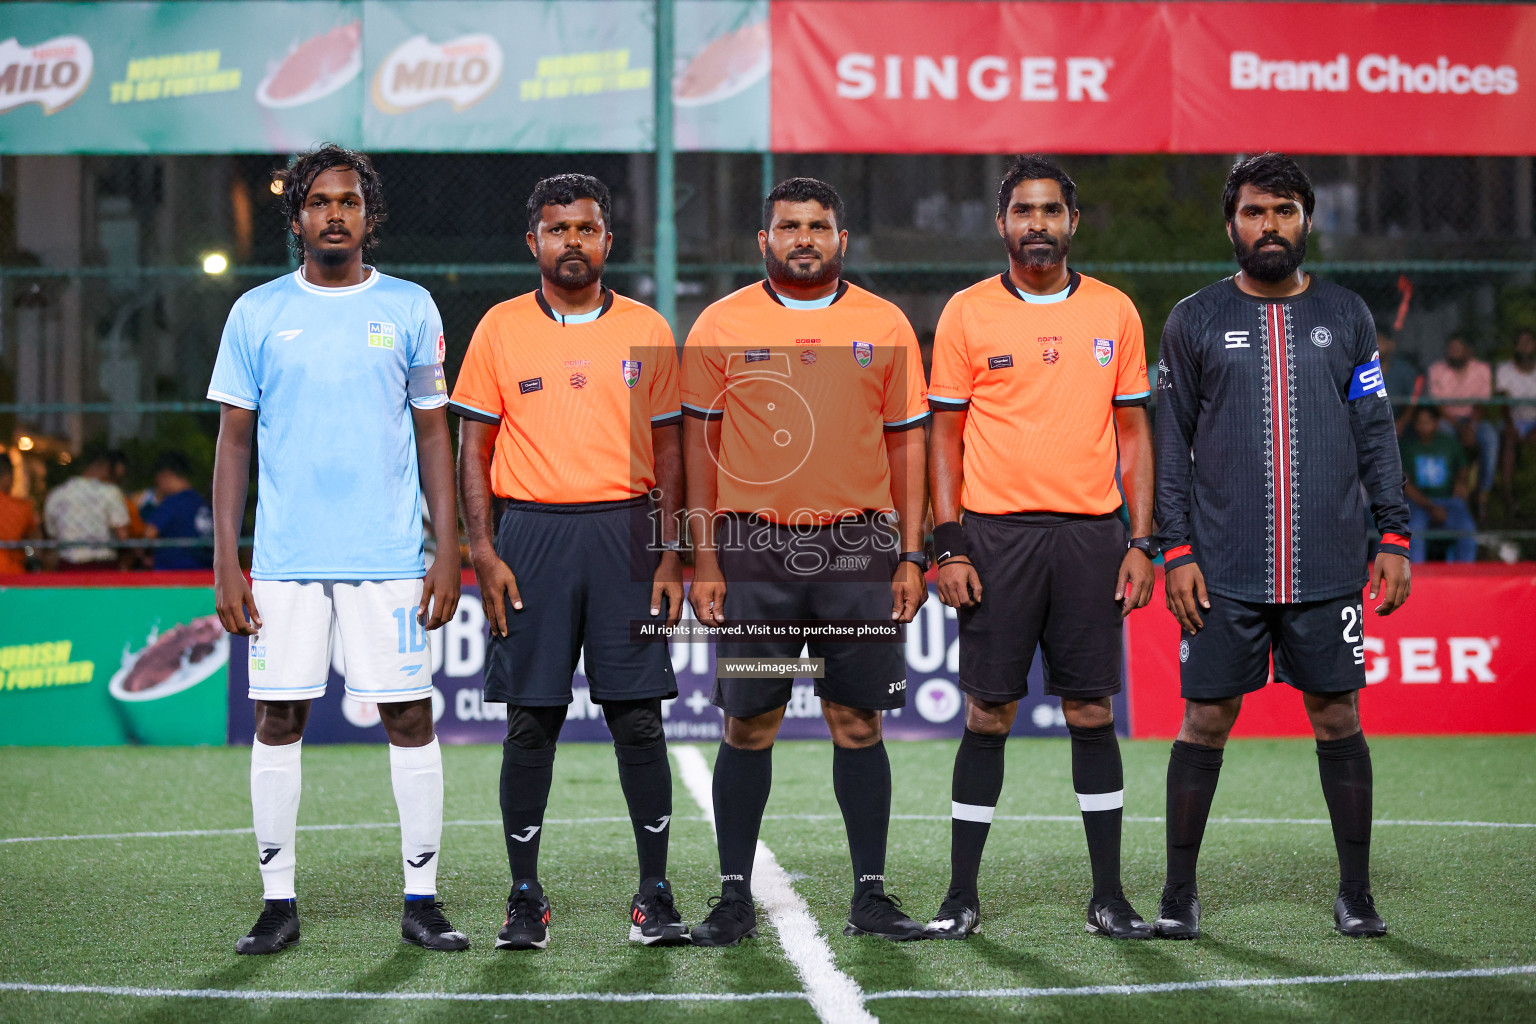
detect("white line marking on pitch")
[671,744,878,1024]
[1,964,1530,1006]
[5,812,1532,846]
[865,963,1536,1001]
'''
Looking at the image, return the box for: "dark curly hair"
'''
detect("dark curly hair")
[1222,152,1314,224]
[526,174,612,233]
[763,177,845,231]
[996,154,1077,218]
[275,144,387,259]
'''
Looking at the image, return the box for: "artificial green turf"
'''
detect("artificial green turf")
[0,737,1532,1024]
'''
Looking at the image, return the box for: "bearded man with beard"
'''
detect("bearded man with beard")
[1152,153,1412,941]
[681,177,931,946]
[452,174,691,951]
[924,155,1156,941]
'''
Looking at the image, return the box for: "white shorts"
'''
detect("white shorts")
[246,579,433,704]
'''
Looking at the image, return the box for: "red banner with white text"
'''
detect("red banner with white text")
[1126,565,1536,739]
[770,1,1536,155]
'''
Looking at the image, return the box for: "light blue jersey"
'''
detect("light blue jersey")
[207,268,448,581]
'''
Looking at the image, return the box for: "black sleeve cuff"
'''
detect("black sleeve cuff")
[448,401,499,425]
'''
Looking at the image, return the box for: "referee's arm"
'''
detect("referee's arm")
[929,409,981,608]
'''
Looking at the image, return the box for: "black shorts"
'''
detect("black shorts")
[483,497,677,707]
[712,514,904,718]
[958,510,1125,703]
[1179,591,1366,700]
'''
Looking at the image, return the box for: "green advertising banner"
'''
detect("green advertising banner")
[0,0,767,153]
[0,587,228,746]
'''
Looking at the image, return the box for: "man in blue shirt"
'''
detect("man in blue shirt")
[208,145,464,955]
[142,452,213,570]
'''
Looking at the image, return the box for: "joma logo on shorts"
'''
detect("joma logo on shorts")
[830,555,872,571]
[888,679,907,694]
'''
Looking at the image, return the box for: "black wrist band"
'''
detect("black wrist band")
[932,521,968,563]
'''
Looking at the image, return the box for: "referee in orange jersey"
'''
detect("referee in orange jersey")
[452,175,688,951]
[924,156,1156,940]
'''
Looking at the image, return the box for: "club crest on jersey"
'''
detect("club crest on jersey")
[1094,338,1114,366]
[853,341,873,367]
[1311,326,1333,348]
[366,321,396,349]
[622,359,642,389]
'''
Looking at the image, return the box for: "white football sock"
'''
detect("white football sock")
[391,738,444,896]
[251,739,302,900]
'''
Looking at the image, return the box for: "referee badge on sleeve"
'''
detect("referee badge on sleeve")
[1094,338,1114,366]
[622,359,642,389]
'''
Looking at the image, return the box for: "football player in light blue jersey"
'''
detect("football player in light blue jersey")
[207,145,466,955]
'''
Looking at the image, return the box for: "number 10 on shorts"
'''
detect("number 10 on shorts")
[392,607,428,654]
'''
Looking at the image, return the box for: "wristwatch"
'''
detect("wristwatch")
[1127,536,1159,559]
[899,550,931,572]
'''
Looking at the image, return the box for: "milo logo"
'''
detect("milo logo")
[373,33,503,113]
[0,35,94,115]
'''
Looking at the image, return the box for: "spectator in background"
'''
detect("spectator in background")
[43,449,130,571]
[1400,405,1478,562]
[0,459,39,574]
[1426,335,1498,519]
[142,451,214,570]
[1376,327,1421,437]
[108,449,148,543]
[1497,328,1536,517]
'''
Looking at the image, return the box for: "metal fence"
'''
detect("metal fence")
[3,151,1535,561]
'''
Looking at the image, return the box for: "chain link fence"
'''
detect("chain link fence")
[3,151,1535,562]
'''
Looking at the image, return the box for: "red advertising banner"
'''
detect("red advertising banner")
[770,1,1536,155]
[1126,565,1536,739]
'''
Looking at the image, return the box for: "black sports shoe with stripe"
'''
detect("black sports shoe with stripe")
[1334,886,1386,937]
[1152,882,1201,940]
[496,880,551,950]
[235,899,300,955]
[629,877,690,946]
[844,890,926,941]
[690,892,758,947]
[402,898,469,951]
[1085,889,1154,939]
[924,888,981,940]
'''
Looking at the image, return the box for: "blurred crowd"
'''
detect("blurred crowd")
[0,446,213,574]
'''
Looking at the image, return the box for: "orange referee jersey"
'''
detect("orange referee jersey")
[929,271,1149,516]
[681,280,928,524]
[450,288,681,503]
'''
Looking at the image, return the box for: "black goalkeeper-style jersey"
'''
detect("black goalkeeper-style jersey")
[1154,275,1411,605]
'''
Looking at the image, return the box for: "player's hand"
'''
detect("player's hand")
[937,558,982,608]
[473,553,522,639]
[1116,549,1155,618]
[214,558,261,636]
[1165,562,1209,633]
[890,560,927,623]
[1370,551,1411,615]
[651,551,684,627]
[689,558,727,626]
[419,553,461,631]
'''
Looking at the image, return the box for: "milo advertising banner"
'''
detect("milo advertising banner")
[226,583,1128,746]
[0,0,769,153]
[0,586,228,747]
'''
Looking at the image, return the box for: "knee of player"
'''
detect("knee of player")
[963,697,1016,735]
[379,697,435,746]
[723,711,781,751]
[825,710,882,749]
[1060,698,1114,731]
[1179,699,1239,746]
[505,703,569,750]
[603,698,665,748]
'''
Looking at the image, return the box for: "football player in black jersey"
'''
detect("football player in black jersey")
[1153,153,1412,940]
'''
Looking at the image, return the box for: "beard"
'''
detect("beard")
[547,252,603,290]
[1007,230,1071,270]
[765,245,843,290]
[305,236,358,268]
[1234,230,1308,282]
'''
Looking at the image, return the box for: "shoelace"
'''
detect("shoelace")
[1340,889,1377,915]
[643,888,680,923]
[409,900,454,933]
[249,905,293,936]
[703,893,752,922]
[508,892,546,926]
[860,892,909,920]
[1162,888,1199,915]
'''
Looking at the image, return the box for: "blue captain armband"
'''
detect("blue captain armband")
[408,363,449,405]
[1348,358,1386,400]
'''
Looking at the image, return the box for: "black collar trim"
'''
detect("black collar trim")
[536,285,614,323]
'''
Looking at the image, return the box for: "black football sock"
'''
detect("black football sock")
[948,728,1007,901]
[833,741,892,900]
[614,740,672,884]
[1165,740,1224,887]
[1316,731,1373,889]
[500,743,556,882]
[1069,722,1125,900]
[712,742,772,899]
